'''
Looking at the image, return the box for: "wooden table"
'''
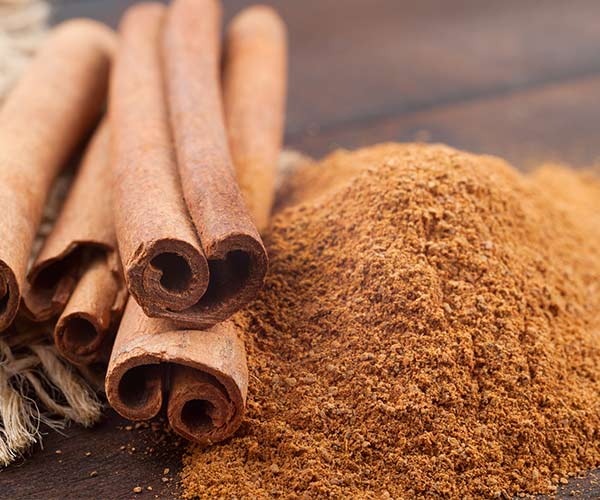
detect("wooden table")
[3,1,600,498]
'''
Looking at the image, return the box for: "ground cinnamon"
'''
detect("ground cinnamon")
[181,143,600,498]
[0,19,114,332]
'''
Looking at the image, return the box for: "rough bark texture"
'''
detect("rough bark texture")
[106,299,248,445]
[0,19,114,332]
[110,3,211,328]
[162,0,268,327]
[223,5,287,232]
[47,121,127,365]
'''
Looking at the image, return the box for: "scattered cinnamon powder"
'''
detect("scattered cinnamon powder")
[181,143,600,498]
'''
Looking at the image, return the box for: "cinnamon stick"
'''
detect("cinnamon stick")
[223,5,288,232]
[158,0,268,326]
[43,121,127,365]
[55,255,122,366]
[112,0,269,328]
[106,299,247,444]
[110,3,210,324]
[0,20,115,332]
[106,1,289,445]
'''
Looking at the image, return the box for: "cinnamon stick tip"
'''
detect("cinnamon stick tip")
[52,18,117,55]
[120,1,166,29]
[229,4,287,38]
[170,0,223,18]
[201,232,268,316]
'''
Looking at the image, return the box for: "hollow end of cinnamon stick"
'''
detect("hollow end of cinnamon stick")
[154,232,268,328]
[53,253,124,365]
[55,313,106,366]
[0,261,20,331]
[106,300,248,442]
[127,239,210,315]
[23,251,83,322]
[167,364,245,445]
[202,234,268,311]
[128,233,267,329]
[106,358,164,421]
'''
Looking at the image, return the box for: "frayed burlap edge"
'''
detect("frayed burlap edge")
[0,331,103,466]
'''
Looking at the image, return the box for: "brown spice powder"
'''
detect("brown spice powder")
[181,143,600,498]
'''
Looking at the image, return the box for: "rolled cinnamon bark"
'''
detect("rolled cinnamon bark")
[55,254,123,366]
[23,121,119,318]
[106,0,289,446]
[110,3,210,324]
[0,19,114,332]
[223,5,288,232]
[106,299,248,444]
[20,120,126,365]
[157,0,268,326]
[51,124,127,365]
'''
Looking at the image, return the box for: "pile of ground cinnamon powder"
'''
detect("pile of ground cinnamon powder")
[182,143,600,498]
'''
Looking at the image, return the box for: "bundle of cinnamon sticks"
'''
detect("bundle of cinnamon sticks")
[0,0,287,446]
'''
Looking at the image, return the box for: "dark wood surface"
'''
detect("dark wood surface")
[2,0,600,498]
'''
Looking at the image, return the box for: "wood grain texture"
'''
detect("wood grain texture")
[3,0,600,498]
[0,412,182,499]
[292,74,600,168]
[52,0,600,139]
